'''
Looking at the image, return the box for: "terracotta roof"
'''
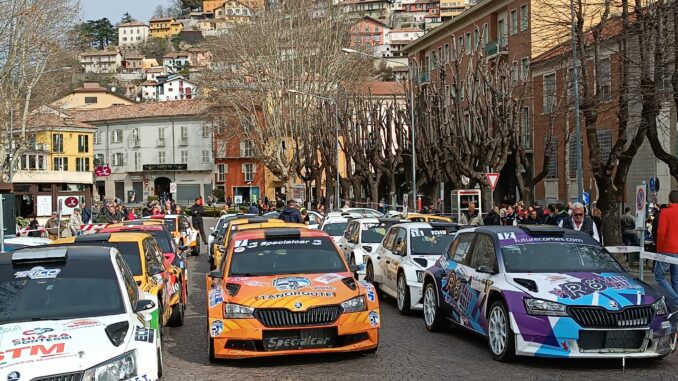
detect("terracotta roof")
[150,17,175,22]
[141,81,158,86]
[390,28,423,33]
[389,40,412,45]
[29,113,95,130]
[164,51,189,58]
[75,100,209,123]
[81,50,120,57]
[145,67,166,73]
[118,22,148,28]
[351,81,405,96]
[124,55,144,60]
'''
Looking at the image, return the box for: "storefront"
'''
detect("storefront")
[10,180,92,218]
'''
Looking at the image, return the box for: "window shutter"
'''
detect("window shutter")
[224,164,228,173]
[241,163,246,173]
[252,164,257,173]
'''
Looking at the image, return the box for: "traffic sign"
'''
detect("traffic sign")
[582,192,590,205]
[635,185,646,230]
[169,183,177,193]
[655,177,660,192]
[485,173,500,191]
[95,166,111,177]
[649,177,655,192]
[64,197,79,208]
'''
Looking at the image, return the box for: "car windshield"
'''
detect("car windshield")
[54,242,142,276]
[361,225,388,244]
[229,237,347,276]
[163,219,176,232]
[2,244,28,253]
[322,222,347,236]
[0,259,125,323]
[410,228,454,255]
[501,243,623,273]
[149,230,172,253]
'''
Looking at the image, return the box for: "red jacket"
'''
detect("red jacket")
[657,204,678,255]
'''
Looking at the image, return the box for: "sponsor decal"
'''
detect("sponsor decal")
[209,288,224,308]
[210,320,224,337]
[255,291,336,301]
[14,267,60,280]
[366,288,375,302]
[243,280,264,287]
[63,319,103,331]
[0,327,21,335]
[12,330,71,346]
[609,300,619,309]
[7,371,19,381]
[498,233,586,245]
[265,336,332,350]
[549,276,643,300]
[0,343,66,366]
[411,229,446,237]
[125,375,151,381]
[368,311,380,327]
[314,273,344,285]
[273,277,311,291]
[662,321,671,330]
[311,285,336,292]
[235,239,321,250]
[22,328,52,336]
[233,247,245,253]
[134,327,154,343]
[231,277,250,281]
[294,302,303,309]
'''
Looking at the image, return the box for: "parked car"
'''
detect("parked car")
[422,225,678,361]
[206,227,379,360]
[320,215,350,243]
[0,245,163,380]
[337,218,402,277]
[364,222,456,314]
[145,214,200,256]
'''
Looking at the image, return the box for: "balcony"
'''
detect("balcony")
[156,138,166,147]
[419,72,430,85]
[485,41,508,58]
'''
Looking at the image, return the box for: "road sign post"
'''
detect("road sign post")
[636,183,647,280]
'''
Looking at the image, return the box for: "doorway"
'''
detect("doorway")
[155,177,171,200]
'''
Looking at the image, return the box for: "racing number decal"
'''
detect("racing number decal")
[134,327,155,343]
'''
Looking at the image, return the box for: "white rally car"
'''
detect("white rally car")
[0,246,163,380]
[320,215,350,243]
[364,222,456,314]
[337,218,402,278]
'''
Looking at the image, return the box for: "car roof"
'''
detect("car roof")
[458,225,599,243]
[231,227,329,241]
[392,222,432,229]
[350,218,381,224]
[101,224,164,232]
[235,222,307,231]
[52,232,150,245]
[0,245,115,265]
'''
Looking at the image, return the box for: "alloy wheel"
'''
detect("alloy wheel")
[488,306,508,355]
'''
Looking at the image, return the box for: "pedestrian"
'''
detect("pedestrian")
[248,202,260,215]
[460,202,484,226]
[620,207,638,246]
[553,203,569,226]
[483,206,501,225]
[105,202,123,224]
[591,207,603,241]
[176,205,184,214]
[27,214,41,238]
[164,200,174,214]
[82,202,92,224]
[559,202,600,242]
[543,204,558,225]
[226,195,233,210]
[44,212,61,240]
[502,206,517,226]
[152,205,162,215]
[317,204,326,216]
[220,203,230,216]
[301,208,310,224]
[91,203,100,223]
[279,200,303,223]
[190,197,207,246]
[127,208,137,221]
[525,209,539,225]
[68,208,84,236]
[655,191,678,300]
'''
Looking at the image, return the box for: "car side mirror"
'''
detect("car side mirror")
[209,270,223,279]
[148,265,164,276]
[134,299,156,313]
[476,265,497,275]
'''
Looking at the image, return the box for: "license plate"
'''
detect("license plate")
[262,328,337,351]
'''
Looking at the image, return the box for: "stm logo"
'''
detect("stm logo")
[498,232,516,241]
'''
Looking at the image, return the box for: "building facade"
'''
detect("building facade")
[75,101,214,204]
[214,126,266,205]
[80,50,122,74]
[52,82,135,111]
[117,22,150,50]
[149,18,184,39]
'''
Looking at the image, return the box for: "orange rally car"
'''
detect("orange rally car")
[206,228,380,360]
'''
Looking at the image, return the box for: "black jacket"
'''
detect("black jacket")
[483,211,501,225]
[191,203,204,223]
[562,216,595,236]
[279,207,303,223]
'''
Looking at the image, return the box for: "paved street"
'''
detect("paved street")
[160,219,678,380]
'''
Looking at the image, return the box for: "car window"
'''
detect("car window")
[409,228,455,255]
[452,234,474,262]
[393,228,408,253]
[343,222,354,239]
[116,253,138,307]
[143,239,161,269]
[382,228,396,250]
[180,217,191,231]
[468,234,497,271]
[361,223,388,244]
[322,222,347,236]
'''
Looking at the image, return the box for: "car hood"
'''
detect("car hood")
[227,272,360,309]
[0,314,134,378]
[507,272,659,308]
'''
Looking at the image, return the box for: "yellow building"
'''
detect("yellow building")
[10,107,95,217]
[51,82,135,111]
[149,17,183,39]
[203,0,226,13]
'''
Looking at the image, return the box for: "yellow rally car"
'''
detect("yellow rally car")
[211,216,305,270]
[406,213,453,223]
[147,214,201,256]
[52,232,181,328]
[206,227,380,360]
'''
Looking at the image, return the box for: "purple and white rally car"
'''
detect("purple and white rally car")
[422,225,678,362]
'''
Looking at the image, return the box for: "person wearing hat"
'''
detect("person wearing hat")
[69,208,84,236]
[45,212,61,240]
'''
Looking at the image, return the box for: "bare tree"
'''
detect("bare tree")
[0,0,80,181]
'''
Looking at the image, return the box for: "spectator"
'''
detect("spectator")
[82,202,92,224]
[559,202,600,242]
[655,191,678,300]
[525,209,540,225]
[191,197,207,246]
[91,203,100,223]
[44,212,61,240]
[591,207,603,241]
[27,215,41,238]
[620,207,638,246]
[502,206,517,226]
[226,195,233,210]
[553,203,569,226]
[220,203,230,216]
[279,200,303,223]
[175,205,184,215]
[248,202,260,215]
[316,204,326,216]
[127,208,137,221]
[483,206,501,225]
[68,208,83,236]
[460,202,484,226]
[543,204,558,225]
[152,205,162,215]
[105,202,124,224]
[301,208,310,224]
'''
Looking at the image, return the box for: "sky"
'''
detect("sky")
[80,0,166,22]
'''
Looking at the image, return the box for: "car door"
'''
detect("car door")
[460,233,499,334]
[375,227,396,284]
[383,227,407,293]
[337,221,355,257]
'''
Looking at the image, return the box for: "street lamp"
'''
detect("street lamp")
[342,48,417,212]
[287,89,341,211]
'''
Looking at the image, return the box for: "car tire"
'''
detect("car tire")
[423,282,448,332]
[365,261,380,295]
[487,300,516,362]
[193,242,201,256]
[397,273,411,315]
[168,285,185,327]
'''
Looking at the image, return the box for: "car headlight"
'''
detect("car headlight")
[524,298,568,316]
[653,297,668,316]
[416,270,424,283]
[341,296,367,313]
[82,350,136,381]
[223,303,254,319]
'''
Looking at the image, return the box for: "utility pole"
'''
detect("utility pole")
[570,0,584,203]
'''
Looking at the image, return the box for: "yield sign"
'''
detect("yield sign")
[486,173,500,191]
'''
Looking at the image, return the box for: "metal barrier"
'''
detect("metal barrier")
[605,244,678,282]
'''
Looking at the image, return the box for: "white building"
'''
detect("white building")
[75,100,214,203]
[163,52,190,73]
[141,75,198,102]
[80,50,123,74]
[144,67,167,81]
[118,22,150,50]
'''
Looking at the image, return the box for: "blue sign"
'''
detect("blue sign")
[649,177,655,192]
[582,192,590,205]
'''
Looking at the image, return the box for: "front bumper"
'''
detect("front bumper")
[209,309,380,359]
[511,313,676,358]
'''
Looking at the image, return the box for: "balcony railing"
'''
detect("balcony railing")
[484,41,508,57]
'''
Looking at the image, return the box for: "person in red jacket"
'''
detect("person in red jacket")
[654,190,678,300]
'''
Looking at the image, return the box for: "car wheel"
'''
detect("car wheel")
[365,262,380,294]
[487,300,516,362]
[193,242,201,256]
[423,282,448,332]
[168,285,185,327]
[397,273,411,315]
